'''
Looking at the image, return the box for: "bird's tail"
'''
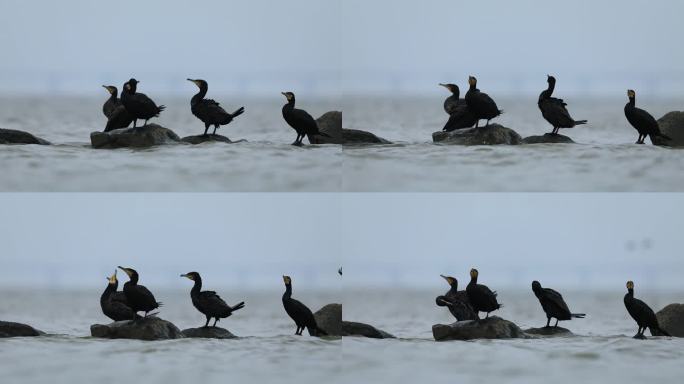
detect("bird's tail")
[649,325,671,337]
[156,301,164,307]
[571,313,586,319]
[157,105,166,114]
[231,107,245,118]
[231,301,245,312]
[574,120,588,125]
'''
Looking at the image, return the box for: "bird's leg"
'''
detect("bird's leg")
[546,317,551,328]
[133,119,137,128]
[204,124,210,136]
[554,319,559,328]
[204,317,210,328]
[486,119,490,127]
[475,120,479,128]
[213,125,218,135]
[144,119,149,126]
[213,318,218,327]
[485,312,489,319]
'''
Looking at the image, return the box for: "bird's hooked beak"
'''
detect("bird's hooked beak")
[117,266,133,277]
[180,273,194,280]
[439,83,448,88]
[187,79,199,87]
[107,270,117,283]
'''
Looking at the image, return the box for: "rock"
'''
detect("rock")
[90,317,184,340]
[432,124,522,145]
[0,128,50,145]
[342,321,395,339]
[432,316,528,341]
[0,321,45,338]
[181,134,246,145]
[90,124,181,149]
[524,326,573,337]
[654,111,684,147]
[182,326,237,339]
[522,133,575,144]
[314,303,342,336]
[656,303,684,337]
[313,111,391,145]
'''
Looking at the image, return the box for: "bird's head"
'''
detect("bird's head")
[468,76,477,86]
[626,280,634,290]
[180,272,200,281]
[187,79,207,89]
[470,268,479,279]
[531,280,542,292]
[102,85,117,95]
[440,274,457,287]
[117,266,138,280]
[283,275,292,285]
[281,92,295,102]
[107,270,118,285]
[627,89,636,99]
[439,83,458,93]
[547,75,556,85]
[124,79,138,92]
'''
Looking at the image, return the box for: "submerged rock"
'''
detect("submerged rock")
[90,124,181,149]
[654,111,684,147]
[181,134,246,145]
[656,303,684,337]
[0,321,45,338]
[432,316,528,341]
[182,326,237,339]
[314,111,391,145]
[342,321,395,339]
[0,128,50,145]
[314,303,342,336]
[90,317,184,340]
[432,124,522,145]
[524,326,573,337]
[522,133,575,144]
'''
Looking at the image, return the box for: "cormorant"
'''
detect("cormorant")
[338,267,342,276]
[281,92,329,146]
[538,76,587,134]
[187,79,245,136]
[435,274,478,321]
[100,270,137,321]
[117,266,162,318]
[465,268,502,318]
[624,281,670,338]
[282,276,326,336]
[465,76,502,127]
[624,90,671,144]
[180,272,245,328]
[439,83,478,132]
[121,78,165,127]
[102,85,134,132]
[531,280,585,328]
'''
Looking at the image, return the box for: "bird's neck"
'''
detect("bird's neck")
[626,289,634,298]
[283,284,292,300]
[448,284,458,293]
[628,97,635,107]
[101,283,116,301]
[469,83,477,91]
[451,89,459,99]
[128,275,138,285]
[192,86,208,104]
[109,91,118,101]
[470,276,478,285]
[285,99,295,109]
[191,278,202,295]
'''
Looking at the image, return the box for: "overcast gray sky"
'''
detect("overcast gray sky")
[1,1,682,96]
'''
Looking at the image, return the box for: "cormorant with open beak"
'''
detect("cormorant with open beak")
[100,270,137,321]
[435,274,478,321]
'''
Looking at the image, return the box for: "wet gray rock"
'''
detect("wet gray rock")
[433,124,522,145]
[522,133,575,144]
[653,111,684,147]
[524,326,573,337]
[432,316,528,341]
[182,326,237,339]
[90,124,181,149]
[656,303,684,337]
[0,321,45,338]
[342,321,395,339]
[314,111,391,145]
[90,317,184,340]
[181,134,246,145]
[0,128,50,145]
[314,303,342,336]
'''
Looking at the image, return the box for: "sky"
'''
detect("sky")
[1,193,682,291]
[1,0,682,97]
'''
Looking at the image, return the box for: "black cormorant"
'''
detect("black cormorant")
[180,272,245,327]
[100,270,137,321]
[435,275,478,321]
[465,76,502,127]
[282,276,326,336]
[465,268,502,318]
[117,266,162,318]
[102,85,134,132]
[121,78,165,127]
[624,281,670,338]
[439,83,478,132]
[531,280,585,328]
[538,76,587,134]
[281,92,328,146]
[187,79,245,136]
[624,90,671,144]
